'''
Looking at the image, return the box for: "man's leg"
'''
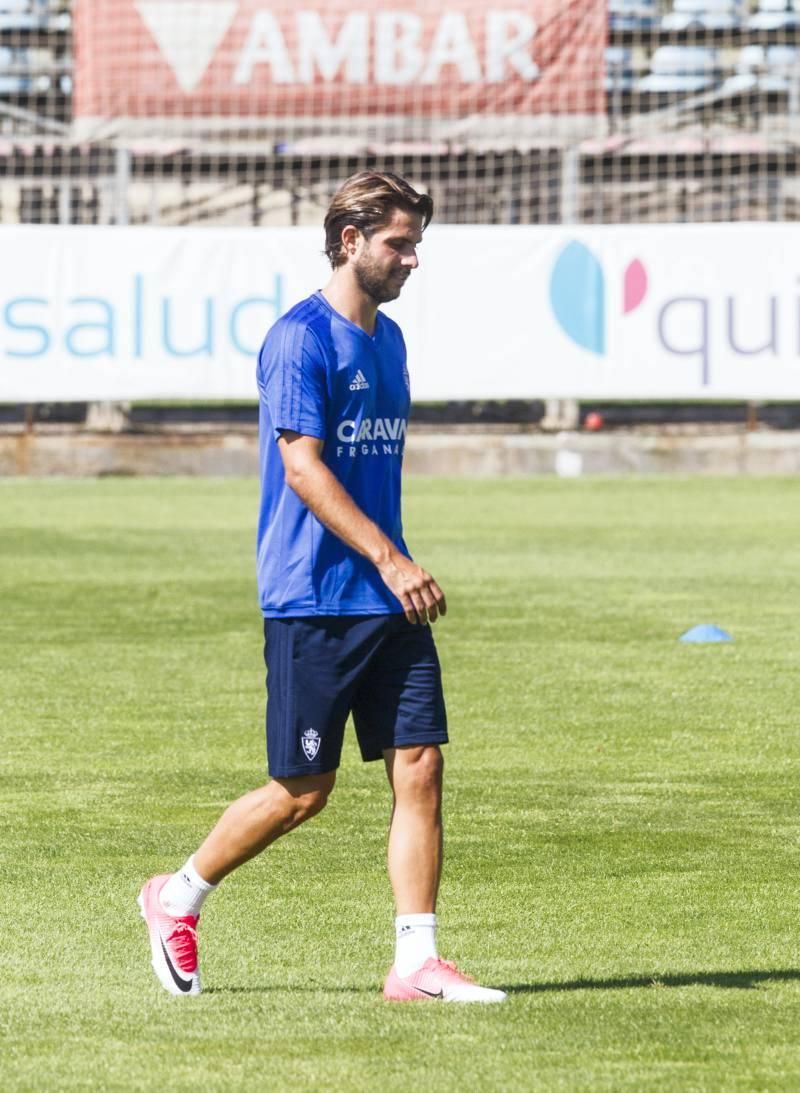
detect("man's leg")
[382,744,505,1004]
[138,772,334,995]
[194,772,336,884]
[385,745,443,915]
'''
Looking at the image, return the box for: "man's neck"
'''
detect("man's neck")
[322,270,378,335]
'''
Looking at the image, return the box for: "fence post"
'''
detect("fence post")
[113,147,131,227]
[545,147,582,432]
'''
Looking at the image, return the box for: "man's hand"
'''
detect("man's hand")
[377,552,447,625]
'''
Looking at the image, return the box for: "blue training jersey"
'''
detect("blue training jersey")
[256,290,411,617]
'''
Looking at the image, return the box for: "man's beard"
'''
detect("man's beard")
[353,253,407,304]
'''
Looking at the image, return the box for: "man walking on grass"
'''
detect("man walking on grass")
[138,170,506,1004]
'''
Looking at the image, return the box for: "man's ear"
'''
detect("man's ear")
[340,224,361,258]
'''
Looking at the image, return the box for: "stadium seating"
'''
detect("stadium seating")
[0,44,50,93]
[0,0,797,228]
[637,46,722,92]
[609,0,659,31]
[0,0,70,107]
[722,43,800,91]
[0,0,46,31]
[605,47,638,93]
[748,0,800,29]
[661,0,743,30]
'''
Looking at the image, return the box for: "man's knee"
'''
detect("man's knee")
[416,745,444,788]
[275,771,336,825]
[393,745,444,799]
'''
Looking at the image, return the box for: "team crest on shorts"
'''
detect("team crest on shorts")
[301,727,321,761]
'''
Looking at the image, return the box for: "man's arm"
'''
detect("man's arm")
[277,431,446,625]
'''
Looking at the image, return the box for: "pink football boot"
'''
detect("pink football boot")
[138,874,201,996]
[384,958,506,1003]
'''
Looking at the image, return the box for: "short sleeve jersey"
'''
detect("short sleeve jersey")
[256,290,411,617]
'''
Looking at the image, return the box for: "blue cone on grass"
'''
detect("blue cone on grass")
[679,624,733,643]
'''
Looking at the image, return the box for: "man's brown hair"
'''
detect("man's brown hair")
[323,171,434,269]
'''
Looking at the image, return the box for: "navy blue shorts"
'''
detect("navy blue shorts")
[262,614,448,777]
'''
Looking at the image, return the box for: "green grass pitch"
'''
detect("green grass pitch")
[2,475,800,1090]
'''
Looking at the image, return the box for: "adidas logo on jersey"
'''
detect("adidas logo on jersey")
[349,370,370,391]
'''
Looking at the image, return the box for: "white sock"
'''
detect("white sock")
[395,914,438,977]
[159,856,216,917]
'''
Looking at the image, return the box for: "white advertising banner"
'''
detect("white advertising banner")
[0,222,798,402]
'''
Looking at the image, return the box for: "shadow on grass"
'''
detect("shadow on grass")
[502,969,800,994]
[206,969,800,996]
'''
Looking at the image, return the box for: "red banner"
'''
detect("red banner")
[73,0,605,121]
